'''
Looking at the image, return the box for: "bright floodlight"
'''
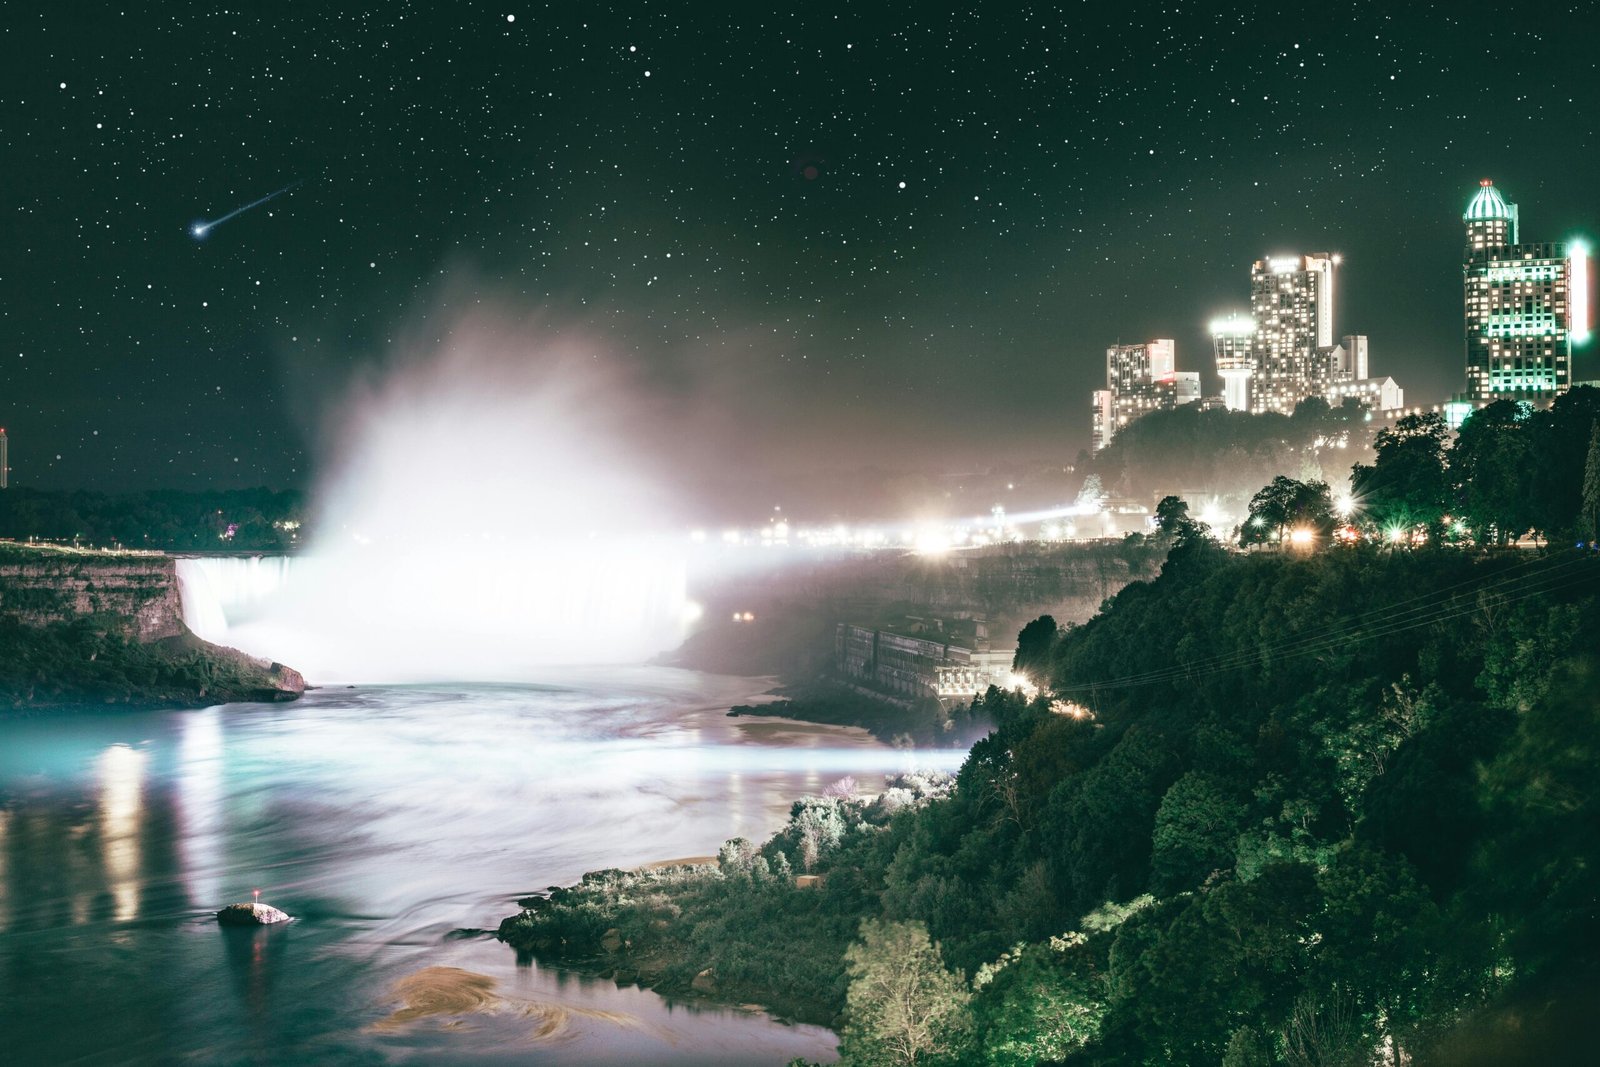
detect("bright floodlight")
[1571,238,1591,345]
[1289,528,1314,546]
[1333,493,1355,518]
[1209,313,1256,336]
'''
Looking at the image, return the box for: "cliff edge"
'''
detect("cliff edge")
[0,542,305,710]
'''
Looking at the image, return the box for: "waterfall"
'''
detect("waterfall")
[174,313,699,684]
[174,556,295,646]
[173,546,688,684]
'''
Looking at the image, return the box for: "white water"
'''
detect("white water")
[177,546,687,683]
[175,321,694,683]
[175,556,295,647]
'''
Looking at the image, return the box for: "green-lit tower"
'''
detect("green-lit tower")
[1462,179,1589,400]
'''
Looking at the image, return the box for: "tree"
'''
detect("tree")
[1075,473,1107,511]
[789,797,848,871]
[840,920,972,1067]
[1012,615,1057,680]
[1222,1026,1273,1067]
[1239,476,1335,546]
[1153,494,1212,547]
[1581,421,1600,542]
[1348,412,1450,541]
[970,939,1105,1066]
[1153,494,1191,534]
[1527,386,1600,538]
[1150,772,1246,893]
[1450,400,1534,544]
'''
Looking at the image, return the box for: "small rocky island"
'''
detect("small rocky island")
[0,542,304,710]
[216,901,292,926]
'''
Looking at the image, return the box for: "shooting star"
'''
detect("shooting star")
[190,179,304,240]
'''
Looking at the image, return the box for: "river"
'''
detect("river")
[0,671,964,1065]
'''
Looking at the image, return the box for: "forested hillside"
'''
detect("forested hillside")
[504,537,1599,1064]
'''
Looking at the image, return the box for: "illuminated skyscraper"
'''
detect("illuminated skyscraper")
[1462,179,1590,400]
[1210,313,1256,412]
[1248,253,1337,415]
[1089,339,1198,450]
[1211,255,1400,414]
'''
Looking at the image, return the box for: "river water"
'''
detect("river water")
[0,671,963,1065]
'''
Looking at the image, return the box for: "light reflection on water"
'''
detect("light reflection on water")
[0,669,966,1065]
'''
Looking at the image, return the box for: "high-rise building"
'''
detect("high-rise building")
[1090,339,1199,450]
[1211,257,1401,414]
[1462,179,1590,400]
[1248,253,1337,414]
[1210,313,1256,412]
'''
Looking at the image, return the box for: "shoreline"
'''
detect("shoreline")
[496,858,841,1028]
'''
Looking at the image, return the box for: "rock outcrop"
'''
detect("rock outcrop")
[0,545,185,641]
[216,901,292,926]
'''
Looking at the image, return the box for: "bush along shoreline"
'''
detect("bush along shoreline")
[495,771,955,1027]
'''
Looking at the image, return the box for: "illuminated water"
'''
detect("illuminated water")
[0,672,963,1064]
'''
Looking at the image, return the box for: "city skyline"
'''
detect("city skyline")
[1,3,1596,499]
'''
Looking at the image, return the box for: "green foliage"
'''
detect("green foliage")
[1150,771,1247,893]
[1012,614,1057,679]
[839,919,971,1067]
[1450,400,1535,544]
[504,538,1600,1064]
[1475,657,1600,983]
[1349,412,1450,539]
[971,937,1105,1065]
[0,617,286,707]
[1239,476,1335,546]
[1582,421,1600,542]
[1525,386,1600,541]
[0,487,303,550]
[1222,1025,1273,1067]
[1090,405,1338,511]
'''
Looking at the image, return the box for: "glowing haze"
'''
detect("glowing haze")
[201,313,691,682]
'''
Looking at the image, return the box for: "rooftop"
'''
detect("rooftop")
[1465,179,1516,222]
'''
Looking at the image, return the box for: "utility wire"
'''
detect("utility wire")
[1054,550,1598,694]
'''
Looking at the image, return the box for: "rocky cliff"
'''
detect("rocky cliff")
[0,542,304,710]
[0,546,187,641]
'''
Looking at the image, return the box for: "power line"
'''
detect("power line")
[1055,551,1598,694]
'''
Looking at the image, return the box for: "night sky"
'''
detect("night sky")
[3,2,1596,505]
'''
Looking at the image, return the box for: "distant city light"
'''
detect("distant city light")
[1209,313,1256,337]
